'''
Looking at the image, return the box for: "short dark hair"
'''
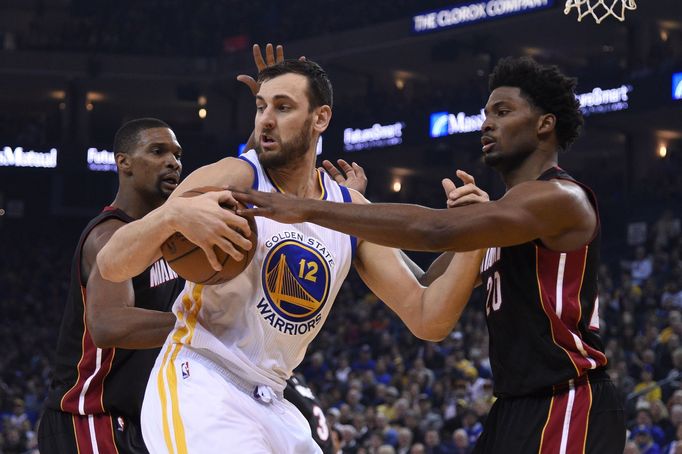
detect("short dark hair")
[489,57,584,150]
[113,118,170,155]
[257,59,333,110]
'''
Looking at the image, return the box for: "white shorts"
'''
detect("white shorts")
[141,344,321,454]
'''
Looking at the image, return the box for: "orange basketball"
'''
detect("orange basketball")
[161,186,257,285]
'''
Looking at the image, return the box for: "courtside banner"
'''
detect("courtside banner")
[413,0,555,33]
[673,71,682,100]
[0,146,58,168]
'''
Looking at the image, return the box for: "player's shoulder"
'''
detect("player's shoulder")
[83,217,127,256]
[178,156,255,192]
[80,216,128,279]
[506,178,589,206]
[202,155,254,176]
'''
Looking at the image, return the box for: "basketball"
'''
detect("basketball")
[161,186,257,285]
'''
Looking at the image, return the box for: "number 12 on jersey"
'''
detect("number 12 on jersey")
[485,271,502,315]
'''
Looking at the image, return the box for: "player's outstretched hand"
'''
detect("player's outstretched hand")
[231,188,307,225]
[320,159,367,195]
[237,43,306,96]
[168,190,253,271]
[442,170,489,208]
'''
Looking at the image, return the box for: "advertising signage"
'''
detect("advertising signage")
[673,72,682,100]
[430,110,484,137]
[87,147,117,172]
[413,0,554,33]
[344,122,404,151]
[430,83,633,138]
[577,85,632,116]
[0,146,58,168]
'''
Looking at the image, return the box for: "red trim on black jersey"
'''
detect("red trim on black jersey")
[539,377,592,454]
[72,413,120,454]
[60,286,116,415]
[59,207,120,415]
[536,246,607,375]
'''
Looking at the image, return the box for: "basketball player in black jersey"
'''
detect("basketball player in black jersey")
[37,118,189,453]
[233,57,627,453]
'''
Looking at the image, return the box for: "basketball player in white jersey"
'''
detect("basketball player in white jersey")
[97,59,486,453]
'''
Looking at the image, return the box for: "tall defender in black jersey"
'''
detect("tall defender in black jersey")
[284,375,334,454]
[232,57,627,453]
[38,118,188,454]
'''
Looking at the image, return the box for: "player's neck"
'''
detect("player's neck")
[266,152,321,198]
[110,189,165,220]
[501,152,558,189]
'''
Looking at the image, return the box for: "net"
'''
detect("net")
[564,0,637,23]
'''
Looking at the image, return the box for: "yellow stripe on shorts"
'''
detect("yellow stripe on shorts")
[167,343,189,454]
[157,343,176,453]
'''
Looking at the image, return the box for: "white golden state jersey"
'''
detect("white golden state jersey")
[167,149,357,393]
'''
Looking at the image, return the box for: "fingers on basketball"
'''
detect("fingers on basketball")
[160,186,258,285]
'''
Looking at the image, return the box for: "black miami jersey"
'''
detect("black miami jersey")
[480,167,607,397]
[284,375,334,454]
[45,207,184,419]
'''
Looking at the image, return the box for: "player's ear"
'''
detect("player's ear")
[116,152,133,175]
[537,113,556,136]
[313,105,332,134]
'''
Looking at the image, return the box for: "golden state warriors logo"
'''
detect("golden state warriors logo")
[258,236,332,335]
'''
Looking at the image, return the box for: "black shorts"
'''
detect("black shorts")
[38,407,148,454]
[473,375,625,454]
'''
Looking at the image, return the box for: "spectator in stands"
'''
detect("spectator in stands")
[664,423,682,454]
[654,210,681,249]
[629,246,654,286]
[423,429,447,454]
[632,425,662,454]
[396,427,413,454]
[637,364,664,403]
[451,428,472,454]
[631,404,667,447]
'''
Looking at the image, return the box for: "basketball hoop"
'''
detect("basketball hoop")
[564,0,636,24]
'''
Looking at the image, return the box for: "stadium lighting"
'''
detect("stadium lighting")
[658,143,668,159]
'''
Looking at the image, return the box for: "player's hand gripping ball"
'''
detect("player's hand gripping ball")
[161,187,257,285]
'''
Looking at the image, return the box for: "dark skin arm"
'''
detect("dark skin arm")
[321,159,436,282]
[233,178,596,252]
[85,219,175,349]
[320,161,476,285]
[415,170,488,285]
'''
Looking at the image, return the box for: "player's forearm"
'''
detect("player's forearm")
[97,204,177,282]
[421,252,455,286]
[88,309,176,349]
[417,249,485,341]
[305,201,456,251]
[399,251,425,283]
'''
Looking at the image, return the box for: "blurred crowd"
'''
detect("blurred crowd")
[1,203,682,453]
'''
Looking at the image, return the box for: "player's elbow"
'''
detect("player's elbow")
[86,312,121,348]
[414,327,450,343]
[408,319,451,342]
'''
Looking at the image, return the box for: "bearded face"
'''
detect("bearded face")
[256,116,313,170]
